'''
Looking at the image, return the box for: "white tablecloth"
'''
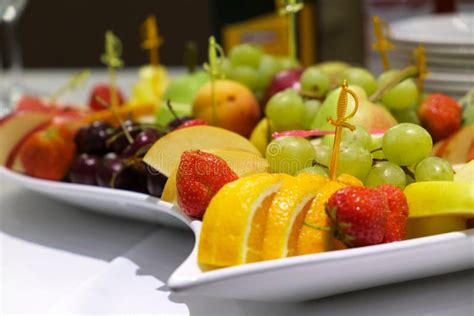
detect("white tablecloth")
[1,70,473,315]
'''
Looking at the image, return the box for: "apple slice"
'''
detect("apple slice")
[161,149,268,204]
[0,111,54,166]
[438,125,474,164]
[454,160,474,184]
[407,216,467,239]
[143,125,262,177]
[404,181,474,218]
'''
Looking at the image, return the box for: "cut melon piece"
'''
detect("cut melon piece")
[143,125,262,177]
[404,181,474,218]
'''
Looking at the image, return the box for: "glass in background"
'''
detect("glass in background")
[0,0,28,117]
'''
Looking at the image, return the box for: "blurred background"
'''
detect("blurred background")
[1,0,473,70]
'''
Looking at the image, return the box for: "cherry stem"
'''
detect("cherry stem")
[369,65,419,103]
[166,99,183,124]
[96,95,134,144]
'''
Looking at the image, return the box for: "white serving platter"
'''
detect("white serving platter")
[2,166,473,302]
[0,166,187,229]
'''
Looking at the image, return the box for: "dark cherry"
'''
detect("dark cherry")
[96,153,148,193]
[74,120,113,155]
[107,120,142,154]
[122,129,160,157]
[69,153,100,185]
[167,116,193,130]
[146,168,167,197]
[95,153,123,187]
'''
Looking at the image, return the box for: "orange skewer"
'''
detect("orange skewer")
[372,16,394,71]
[140,15,164,66]
[327,80,359,180]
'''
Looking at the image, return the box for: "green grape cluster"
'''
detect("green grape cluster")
[263,123,455,190]
[224,44,300,96]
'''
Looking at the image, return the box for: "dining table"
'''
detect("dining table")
[1,69,473,315]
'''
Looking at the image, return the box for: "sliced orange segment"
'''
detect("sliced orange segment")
[198,173,283,267]
[297,174,361,255]
[262,173,328,260]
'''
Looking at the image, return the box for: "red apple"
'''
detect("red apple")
[262,69,303,108]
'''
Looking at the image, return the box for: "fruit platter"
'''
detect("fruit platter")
[1,11,473,302]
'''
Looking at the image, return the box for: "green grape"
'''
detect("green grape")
[382,123,432,166]
[300,66,330,98]
[415,157,454,182]
[278,57,300,70]
[321,125,372,150]
[370,135,385,159]
[266,136,316,175]
[314,144,371,180]
[391,107,420,125]
[229,44,263,69]
[314,144,331,167]
[378,70,418,110]
[265,89,305,130]
[297,166,329,177]
[339,67,377,95]
[336,144,372,180]
[219,57,233,78]
[230,66,259,90]
[302,99,321,129]
[365,161,407,189]
[258,54,281,89]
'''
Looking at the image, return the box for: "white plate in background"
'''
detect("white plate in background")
[390,13,474,46]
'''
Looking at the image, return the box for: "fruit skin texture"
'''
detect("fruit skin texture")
[327,186,389,247]
[175,119,208,130]
[192,80,261,137]
[19,124,76,180]
[176,150,238,218]
[376,184,409,242]
[418,93,462,142]
[88,83,126,111]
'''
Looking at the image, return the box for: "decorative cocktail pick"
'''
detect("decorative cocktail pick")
[278,0,304,61]
[49,69,90,103]
[203,36,225,124]
[414,45,429,95]
[140,15,163,66]
[372,15,394,71]
[101,31,124,111]
[327,80,359,180]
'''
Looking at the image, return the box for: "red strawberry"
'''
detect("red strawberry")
[88,83,125,111]
[176,150,238,218]
[19,123,76,180]
[326,186,389,247]
[176,119,208,130]
[376,184,409,242]
[418,93,461,142]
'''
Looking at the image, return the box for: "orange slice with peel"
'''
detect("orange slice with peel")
[261,174,328,260]
[297,174,362,255]
[198,173,284,267]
